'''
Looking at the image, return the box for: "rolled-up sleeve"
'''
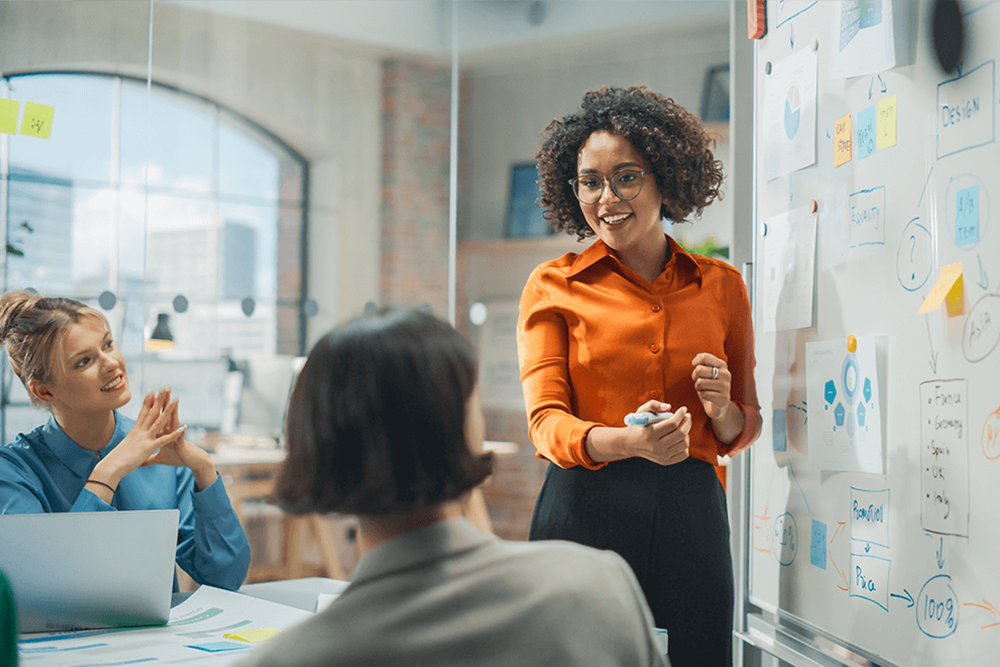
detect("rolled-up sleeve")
[719,273,762,458]
[175,470,251,591]
[517,268,605,470]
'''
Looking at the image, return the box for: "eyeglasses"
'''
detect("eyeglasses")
[569,170,649,205]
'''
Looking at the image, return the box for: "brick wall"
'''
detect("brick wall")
[380,58,453,313]
[377,59,543,541]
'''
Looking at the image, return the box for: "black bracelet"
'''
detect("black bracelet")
[86,478,116,495]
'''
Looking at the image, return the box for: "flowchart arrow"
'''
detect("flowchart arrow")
[865,542,872,554]
[790,24,795,49]
[891,589,915,608]
[926,315,939,374]
[963,599,1000,629]
[878,74,887,93]
[978,254,989,291]
[937,537,945,570]
[829,522,848,592]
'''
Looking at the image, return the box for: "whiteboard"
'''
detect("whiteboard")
[748,2,1000,666]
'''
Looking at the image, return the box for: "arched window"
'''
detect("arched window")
[1,73,307,439]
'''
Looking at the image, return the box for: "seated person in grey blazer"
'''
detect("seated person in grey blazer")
[233,307,667,667]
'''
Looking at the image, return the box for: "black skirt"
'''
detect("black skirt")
[529,456,734,667]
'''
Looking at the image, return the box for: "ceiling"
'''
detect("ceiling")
[162,0,731,58]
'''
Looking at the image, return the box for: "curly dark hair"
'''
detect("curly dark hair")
[536,85,724,240]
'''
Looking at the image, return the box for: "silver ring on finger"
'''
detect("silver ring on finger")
[711,366,719,380]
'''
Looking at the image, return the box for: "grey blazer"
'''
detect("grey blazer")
[234,517,667,667]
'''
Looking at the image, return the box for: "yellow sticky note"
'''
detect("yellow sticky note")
[834,113,852,167]
[224,627,282,643]
[20,101,54,139]
[918,261,964,316]
[0,99,18,135]
[876,95,896,150]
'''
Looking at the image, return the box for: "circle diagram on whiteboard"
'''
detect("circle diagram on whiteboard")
[785,84,801,140]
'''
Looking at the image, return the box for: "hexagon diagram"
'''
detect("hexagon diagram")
[857,401,867,427]
[825,380,837,405]
[846,409,856,437]
[834,402,846,427]
[863,377,872,403]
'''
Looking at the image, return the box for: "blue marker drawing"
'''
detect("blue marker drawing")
[896,218,933,291]
[773,512,798,566]
[811,520,827,569]
[916,575,960,638]
[857,105,877,159]
[955,185,980,246]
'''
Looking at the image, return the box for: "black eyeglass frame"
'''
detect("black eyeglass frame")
[568,170,651,205]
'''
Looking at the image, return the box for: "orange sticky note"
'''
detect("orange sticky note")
[224,627,281,643]
[834,114,852,167]
[20,101,54,139]
[876,95,896,150]
[918,262,963,316]
[0,99,18,135]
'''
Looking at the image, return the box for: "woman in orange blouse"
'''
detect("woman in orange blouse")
[517,86,761,667]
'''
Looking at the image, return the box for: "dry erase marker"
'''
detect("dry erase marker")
[624,411,675,427]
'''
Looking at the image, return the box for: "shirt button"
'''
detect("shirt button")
[650,391,659,399]
[651,304,661,312]
[94,452,100,460]
[650,344,659,353]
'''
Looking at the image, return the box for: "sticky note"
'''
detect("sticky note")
[955,185,979,246]
[811,520,827,569]
[918,261,964,316]
[772,408,787,452]
[834,114,852,167]
[187,641,249,652]
[876,95,897,150]
[0,99,18,135]
[19,101,54,139]
[224,627,282,643]
[856,105,876,159]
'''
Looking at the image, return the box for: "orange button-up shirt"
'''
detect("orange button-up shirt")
[517,235,761,471]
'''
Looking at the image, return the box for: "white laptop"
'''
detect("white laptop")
[0,509,179,633]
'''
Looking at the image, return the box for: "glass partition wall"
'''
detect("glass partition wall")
[0,0,732,542]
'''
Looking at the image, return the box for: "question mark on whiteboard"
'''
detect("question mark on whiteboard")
[909,235,916,280]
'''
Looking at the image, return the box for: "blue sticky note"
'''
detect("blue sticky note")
[857,105,876,160]
[955,185,979,246]
[772,409,787,452]
[811,520,827,569]
[187,641,250,652]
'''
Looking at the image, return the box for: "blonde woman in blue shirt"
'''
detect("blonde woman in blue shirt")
[0,290,250,591]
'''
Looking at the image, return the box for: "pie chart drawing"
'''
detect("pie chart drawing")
[784,84,801,141]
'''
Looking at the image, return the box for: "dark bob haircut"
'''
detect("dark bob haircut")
[536,85,724,240]
[275,307,493,516]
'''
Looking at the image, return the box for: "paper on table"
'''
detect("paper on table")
[806,335,885,473]
[17,586,313,666]
[316,592,341,612]
[761,206,818,333]
[224,627,281,643]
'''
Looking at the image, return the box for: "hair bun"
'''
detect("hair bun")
[0,291,35,343]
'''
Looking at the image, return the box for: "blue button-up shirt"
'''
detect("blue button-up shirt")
[0,412,251,591]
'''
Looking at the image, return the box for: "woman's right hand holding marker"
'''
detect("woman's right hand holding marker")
[625,400,691,466]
